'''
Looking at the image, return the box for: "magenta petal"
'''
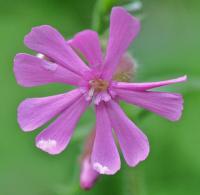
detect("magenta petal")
[70,30,103,67]
[115,89,184,121]
[107,100,149,167]
[35,95,88,155]
[14,53,82,87]
[91,103,120,175]
[102,7,140,80]
[113,75,187,91]
[18,89,82,131]
[24,25,90,75]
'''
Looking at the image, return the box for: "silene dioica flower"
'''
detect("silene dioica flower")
[14,7,187,180]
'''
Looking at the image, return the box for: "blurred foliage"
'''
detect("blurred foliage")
[0,0,200,195]
[92,0,142,33]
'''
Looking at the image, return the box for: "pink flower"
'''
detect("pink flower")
[14,7,187,175]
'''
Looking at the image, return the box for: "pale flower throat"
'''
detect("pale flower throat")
[85,78,111,105]
[89,79,109,92]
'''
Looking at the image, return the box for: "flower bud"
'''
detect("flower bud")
[80,155,99,190]
[113,53,137,82]
[80,129,100,190]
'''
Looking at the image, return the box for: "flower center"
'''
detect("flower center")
[89,79,109,92]
[84,78,111,104]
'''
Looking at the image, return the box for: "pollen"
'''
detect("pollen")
[89,79,109,92]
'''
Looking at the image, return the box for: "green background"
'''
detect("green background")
[0,0,199,194]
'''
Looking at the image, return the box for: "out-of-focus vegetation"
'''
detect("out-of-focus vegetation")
[0,0,199,194]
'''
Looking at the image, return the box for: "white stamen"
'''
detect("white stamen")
[94,92,111,105]
[37,139,57,151]
[94,93,102,105]
[86,79,111,103]
[93,162,110,174]
[88,87,95,97]
[85,87,95,101]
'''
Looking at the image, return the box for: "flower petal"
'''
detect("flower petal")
[115,88,184,121]
[91,103,120,175]
[69,30,103,68]
[113,75,187,91]
[24,25,90,76]
[102,7,140,80]
[35,95,88,155]
[14,53,82,87]
[106,100,149,167]
[18,89,82,131]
